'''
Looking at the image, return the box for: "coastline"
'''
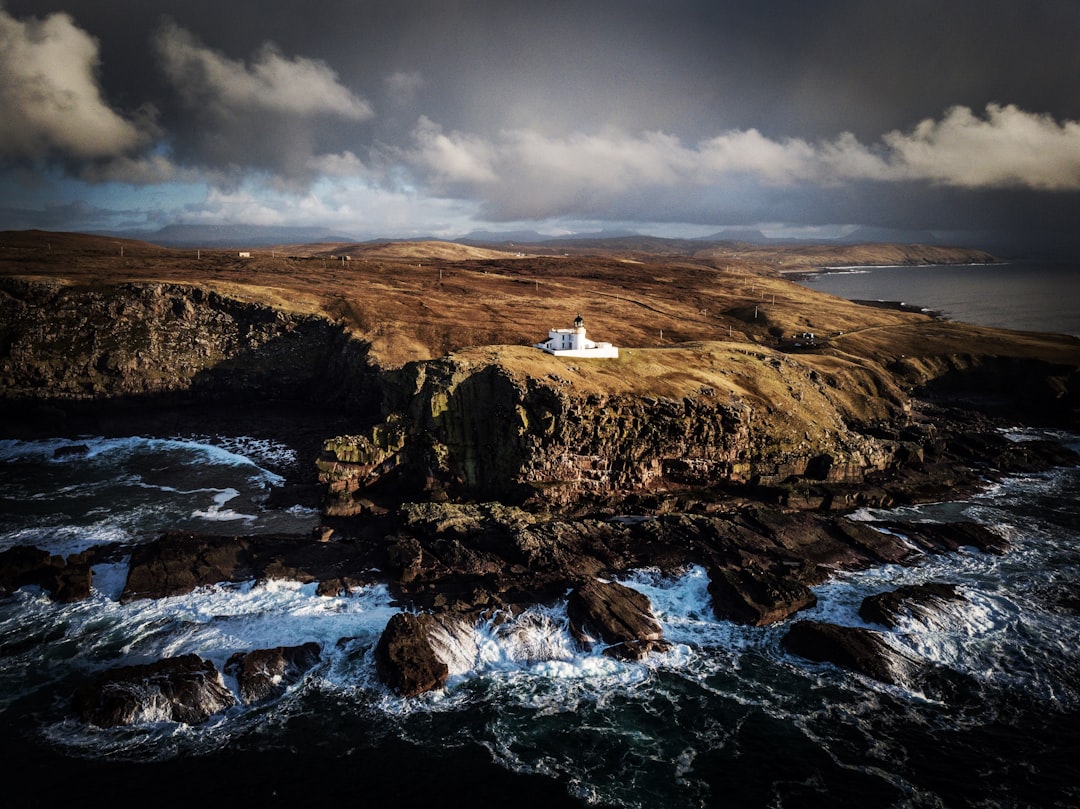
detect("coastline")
[2,234,1079,807]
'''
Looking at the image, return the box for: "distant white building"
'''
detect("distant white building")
[534,315,619,358]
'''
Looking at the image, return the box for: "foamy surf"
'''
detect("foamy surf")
[1,430,1078,809]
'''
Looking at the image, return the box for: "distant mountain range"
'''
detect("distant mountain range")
[98,224,361,248]
[85,222,1074,257]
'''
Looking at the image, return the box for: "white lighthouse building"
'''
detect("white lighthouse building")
[534,314,619,358]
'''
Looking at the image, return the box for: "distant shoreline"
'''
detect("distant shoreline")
[779,260,1001,278]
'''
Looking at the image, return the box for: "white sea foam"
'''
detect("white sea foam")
[5,432,1080,808]
[190,488,256,522]
[91,561,130,600]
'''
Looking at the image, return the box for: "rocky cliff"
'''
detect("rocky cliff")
[317,342,951,514]
[0,276,379,412]
[2,276,1077,516]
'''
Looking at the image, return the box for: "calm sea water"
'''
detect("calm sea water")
[795,259,1080,336]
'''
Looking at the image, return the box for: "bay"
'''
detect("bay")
[793,259,1080,337]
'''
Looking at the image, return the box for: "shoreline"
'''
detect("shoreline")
[778,260,1001,281]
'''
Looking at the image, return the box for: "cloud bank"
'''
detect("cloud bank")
[1,1,1078,246]
[407,104,1080,220]
[0,8,149,162]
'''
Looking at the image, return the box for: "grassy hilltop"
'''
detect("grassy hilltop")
[0,229,1048,375]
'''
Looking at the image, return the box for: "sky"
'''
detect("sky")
[2,0,1080,250]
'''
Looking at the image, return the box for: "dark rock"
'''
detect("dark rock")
[566,580,668,658]
[780,619,982,705]
[781,620,907,684]
[0,545,92,602]
[869,520,1009,556]
[121,532,381,602]
[859,582,966,629]
[224,643,321,704]
[316,578,346,596]
[707,565,817,626]
[374,612,455,697]
[73,654,236,727]
[122,533,252,601]
[0,546,63,598]
[51,562,93,602]
[52,443,89,459]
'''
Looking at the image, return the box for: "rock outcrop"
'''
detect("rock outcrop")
[121,532,380,602]
[0,545,92,602]
[707,565,817,625]
[318,342,1080,514]
[374,612,460,697]
[781,620,907,684]
[0,277,378,411]
[781,620,980,704]
[73,654,236,727]
[318,346,915,513]
[566,580,670,660]
[859,583,967,629]
[224,643,322,704]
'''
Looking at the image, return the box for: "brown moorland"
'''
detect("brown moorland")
[2,229,1061,379]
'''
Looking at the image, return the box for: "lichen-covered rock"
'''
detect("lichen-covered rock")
[224,643,322,704]
[318,348,909,512]
[73,654,236,727]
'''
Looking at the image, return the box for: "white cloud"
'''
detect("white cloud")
[155,20,372,120]
[697,129,818,183]
[0,7,149,161]
[403,104,1080,219]
[174,176,478,238]
[410,116,499,184]
[883,103,1080,190]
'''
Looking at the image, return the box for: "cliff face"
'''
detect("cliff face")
[318,345,914,514]
[0,277,378,410]
[3,277,1076,516]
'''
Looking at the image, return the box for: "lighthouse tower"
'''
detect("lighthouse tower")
[573,314,586,344]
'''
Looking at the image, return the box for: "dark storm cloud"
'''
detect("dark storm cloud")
[2,0,1079,245]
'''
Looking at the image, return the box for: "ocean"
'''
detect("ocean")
[2,264,1079,808]
[792,259,1080,337]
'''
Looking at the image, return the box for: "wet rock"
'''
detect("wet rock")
[781,620,908,685]
[122,533,252,601]
[566,580,670,659]
[780,619,981,705]
[707,565,817,626]
[859,582,967,629]
[224,643,322,704]
[73,654,236,727]
[374,612,455,697]
[0,546,63,598]
[121,532,380,601]
[869,521,1009,556]
[0,545,91,602]
[52,443,89,459]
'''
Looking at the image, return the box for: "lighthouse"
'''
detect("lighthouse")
[534,314,619,358]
